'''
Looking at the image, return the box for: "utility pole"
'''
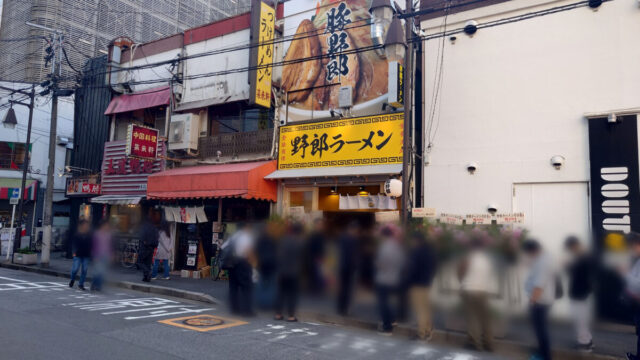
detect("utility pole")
[5,85,36,260]
[401,0,414,223]
[27,22,63,266]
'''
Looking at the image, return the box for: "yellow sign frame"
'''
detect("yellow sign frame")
[278,113,404,170]
[252,1,276,108]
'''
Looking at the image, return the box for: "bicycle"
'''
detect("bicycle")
[117,236,139,269]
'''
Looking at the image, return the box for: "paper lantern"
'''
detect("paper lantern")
[384,179,402,197]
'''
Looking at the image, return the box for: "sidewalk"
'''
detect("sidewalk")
[1,252,632,360]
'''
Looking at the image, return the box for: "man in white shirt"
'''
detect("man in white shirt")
[523,239,556,360]
[458,237,497,351]
[223,223,255,316]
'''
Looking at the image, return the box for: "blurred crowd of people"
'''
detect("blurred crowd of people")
[68,207,173,291]
[219,218,640,360]
[65,209,640,360]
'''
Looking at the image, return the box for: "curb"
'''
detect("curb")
[299,311,624,360]
[0,261,221,305]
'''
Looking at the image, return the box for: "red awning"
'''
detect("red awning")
[104,86,171,115]
[147,160,277,202]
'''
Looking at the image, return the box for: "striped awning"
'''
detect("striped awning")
[0,178,38,201]
[90,195,143,205]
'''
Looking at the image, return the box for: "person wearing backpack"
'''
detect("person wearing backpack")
[152,222,173,280]
[138,208,160,283]
[523,239,557,360]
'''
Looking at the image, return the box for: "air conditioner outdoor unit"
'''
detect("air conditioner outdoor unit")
[169,113,200,151]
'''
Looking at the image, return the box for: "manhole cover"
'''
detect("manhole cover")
[183,318,224,327]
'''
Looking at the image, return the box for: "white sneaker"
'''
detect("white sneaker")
[151,277,158,280]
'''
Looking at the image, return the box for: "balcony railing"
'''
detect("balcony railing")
[198,129,274,160]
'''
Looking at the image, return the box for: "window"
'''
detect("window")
[0,141,28,170]
[209,103,274,135]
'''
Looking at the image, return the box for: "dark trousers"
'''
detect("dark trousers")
[376,285,396,331]
[139,255,153,281]
[530,304,552,360]
[337,269,353,315]
[276,276,299,317]
[634,305,640,358]
[229,260,253,315]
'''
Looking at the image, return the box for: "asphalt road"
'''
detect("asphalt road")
[0,268,498,360]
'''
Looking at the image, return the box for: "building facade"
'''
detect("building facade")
[0,82,74,254]
[0,0,251,85]
[420,0,640,321]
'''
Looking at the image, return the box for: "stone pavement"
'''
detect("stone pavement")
[1,252,634,360]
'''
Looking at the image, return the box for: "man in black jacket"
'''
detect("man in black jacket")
[69,219,93,290]
[565,236,594,351]
[408,231,437,341]
[138,208,160,282]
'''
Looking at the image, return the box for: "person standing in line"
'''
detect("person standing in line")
[408,230,437,341]
[307,218,326,294]
[564,236,594,352]
[255,222,278,309]
[337,221,359,316]
[523,239,556,360]
[624,232,640,360]
[152,222,173,280]
[458,237,497,351]
[90,219,112,291]
[69,219,93,291]
[223,222,256,316]
[138,208,160,283]
[274,222,304,322]
[374,224,406,335]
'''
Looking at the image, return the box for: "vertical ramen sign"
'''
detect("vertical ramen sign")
[249,0,276,108]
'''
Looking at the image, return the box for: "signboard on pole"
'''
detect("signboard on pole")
[9,188,20,205]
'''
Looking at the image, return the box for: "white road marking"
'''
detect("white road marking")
[0,281,66,291]
[0,276,28,283]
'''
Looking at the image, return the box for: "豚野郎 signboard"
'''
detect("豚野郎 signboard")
[278,113,403,170]
[126,124,159,159]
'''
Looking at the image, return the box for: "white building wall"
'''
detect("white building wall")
[120,48,181,93]
[420,0,640,231]
[182,29,251,105]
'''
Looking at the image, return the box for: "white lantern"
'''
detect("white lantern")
[384,179,402,197]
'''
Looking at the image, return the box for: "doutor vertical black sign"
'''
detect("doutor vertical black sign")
[588,114,640,322]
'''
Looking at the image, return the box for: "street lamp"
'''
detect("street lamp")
[383,17,407,62]
[2,107,18,129]
[369,0,395,57]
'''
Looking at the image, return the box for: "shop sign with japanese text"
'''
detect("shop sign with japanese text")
[278,113,403,169]
[496,213,525,224]
[465,214,492,225]
[65,178,100,197]
[249,0,276,108]
[101,140,165,196]
[126,124,159,159]
[439,213,463,225]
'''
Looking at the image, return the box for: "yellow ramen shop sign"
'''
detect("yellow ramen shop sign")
[278,113,404,170]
